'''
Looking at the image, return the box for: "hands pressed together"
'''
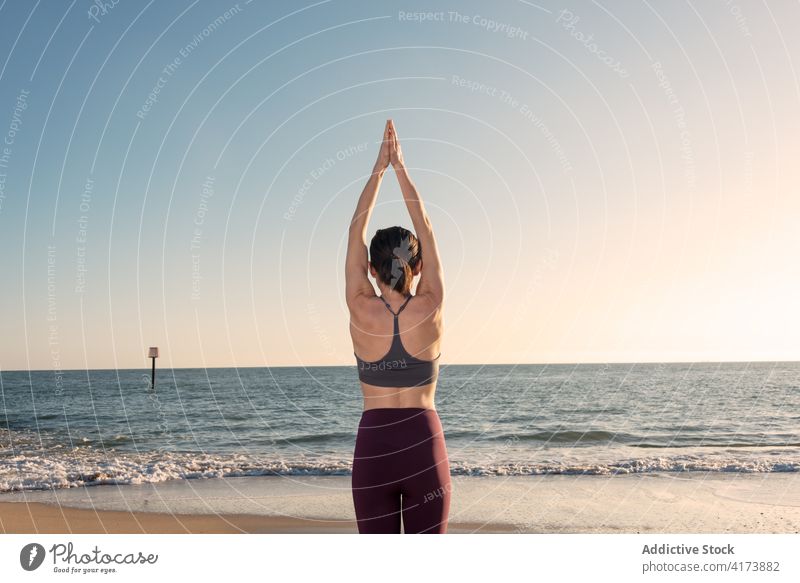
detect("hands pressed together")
[374,119,404,173]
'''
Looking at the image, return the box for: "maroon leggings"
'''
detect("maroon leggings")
[352,407,451,533]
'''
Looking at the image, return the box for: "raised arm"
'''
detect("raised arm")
[345,121,391,310]
[388,119,444,306]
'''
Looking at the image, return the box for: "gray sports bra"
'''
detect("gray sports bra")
[354,294,441,388]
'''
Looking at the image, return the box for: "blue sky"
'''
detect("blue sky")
[1,0,798,370]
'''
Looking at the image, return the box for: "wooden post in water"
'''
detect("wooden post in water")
[148,347,159,389]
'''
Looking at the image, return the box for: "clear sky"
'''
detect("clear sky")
[0,0,798,370]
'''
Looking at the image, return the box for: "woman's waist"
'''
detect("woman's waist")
[361,383,436,410]
[361,406,437,416]
[356,406,444,436]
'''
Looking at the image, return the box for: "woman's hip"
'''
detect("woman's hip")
[354,407,447,456]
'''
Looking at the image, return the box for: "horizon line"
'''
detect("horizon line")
[2,358,798,374]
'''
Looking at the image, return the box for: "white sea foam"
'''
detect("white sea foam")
[447,457,800,476]
[1,450,798,492]
[0,451,353,492]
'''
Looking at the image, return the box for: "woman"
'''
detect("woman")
[345,119,451,534]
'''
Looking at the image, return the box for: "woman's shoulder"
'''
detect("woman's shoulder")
[410,290,443,314]
[347,292,384,323]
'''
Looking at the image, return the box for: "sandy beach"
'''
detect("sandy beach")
[2,472,798,534]
[0,502,359,534]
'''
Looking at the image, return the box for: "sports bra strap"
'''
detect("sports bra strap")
[396,294,412,314]
[379,294,412,317]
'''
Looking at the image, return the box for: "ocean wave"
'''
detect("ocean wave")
[36,413,62,421]
[489,430,800,448]
[448,457,800,476]
[632,442,800,449]
[492,430,628,443]
[276,431,354,445]
[0,452,353,492]
[1,451,798,492]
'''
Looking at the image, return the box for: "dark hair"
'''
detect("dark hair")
[369,226,421,295]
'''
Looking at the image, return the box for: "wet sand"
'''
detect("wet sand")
[2,472,798,534]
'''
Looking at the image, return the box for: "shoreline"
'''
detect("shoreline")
[1,472,798,534]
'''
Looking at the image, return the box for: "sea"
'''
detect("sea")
[1,363,798,492]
